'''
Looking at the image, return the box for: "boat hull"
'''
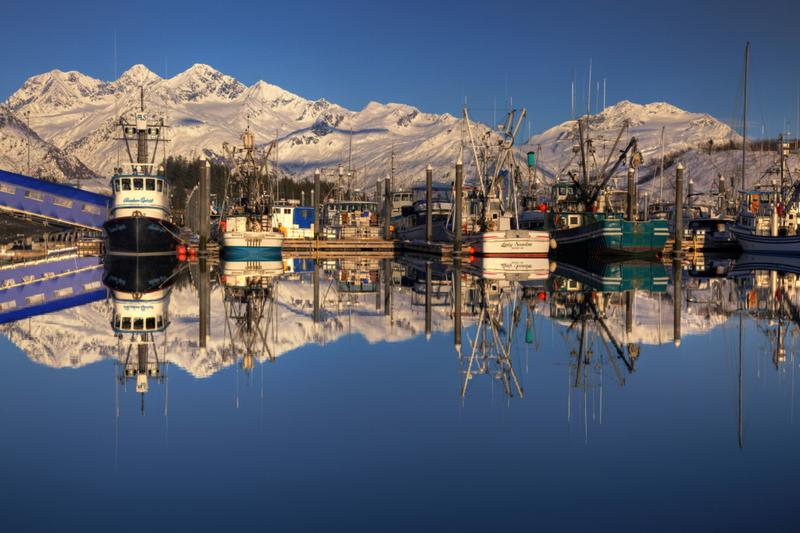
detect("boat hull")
[462,230,550,257]
[727,224,800,256]
[103,216,182,254]
[550,218,668,257]
[219,231,284,259]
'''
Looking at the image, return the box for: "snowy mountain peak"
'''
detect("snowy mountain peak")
[119,64,158,83]
[243,80,305,110]
[166,64,245,102]
[591,100,692,129]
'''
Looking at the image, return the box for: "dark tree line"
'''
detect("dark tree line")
[164,154,338,210]
[274,176,336,205]
[163,155,227,211]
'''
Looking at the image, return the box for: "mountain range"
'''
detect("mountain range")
[2,64,760,197]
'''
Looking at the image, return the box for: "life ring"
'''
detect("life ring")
[486,221,495,231]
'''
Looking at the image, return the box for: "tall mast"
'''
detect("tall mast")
[137,88,147,165]
[742,42,749,189]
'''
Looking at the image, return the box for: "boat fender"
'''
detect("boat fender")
[549,261,557,273]
[219,221,226,231]
[550,238,557,249]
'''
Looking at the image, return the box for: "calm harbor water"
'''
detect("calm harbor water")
[1,254,799,532]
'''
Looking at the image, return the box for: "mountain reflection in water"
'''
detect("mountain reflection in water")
[1,252,799,531]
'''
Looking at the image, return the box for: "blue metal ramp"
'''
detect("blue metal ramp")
[0,170,109,230]
[0,254,105,324]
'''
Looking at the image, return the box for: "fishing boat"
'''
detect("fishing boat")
[543,119,668,256]
[677,192,739,251]
[103,89,183,254]
[218,128,284,258]
[453,108,551,257]
[395,181,453,242]
[727,136,800,254]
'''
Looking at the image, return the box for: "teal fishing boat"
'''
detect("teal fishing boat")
[546,182,669,255]
[544,119,668,256]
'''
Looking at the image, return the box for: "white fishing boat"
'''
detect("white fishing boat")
[727,136,800,255]
[453,108,552,257]
[103,89,183,254]
[218,128,284,258]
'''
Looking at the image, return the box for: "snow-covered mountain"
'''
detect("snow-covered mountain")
[5,64,471,191]
[5,65,776,197]
[0,105,99,182]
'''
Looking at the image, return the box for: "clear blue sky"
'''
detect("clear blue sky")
[4,0,800,139]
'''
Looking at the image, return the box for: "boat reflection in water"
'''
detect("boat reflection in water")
[219,253,283,376]
[728,254,800,372]
[103,253,184,414]
[545,257,668,434]
[456,261,546,400]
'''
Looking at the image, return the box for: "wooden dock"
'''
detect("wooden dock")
[282,238,455,257]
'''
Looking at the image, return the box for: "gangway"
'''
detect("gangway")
[0,170,109,230]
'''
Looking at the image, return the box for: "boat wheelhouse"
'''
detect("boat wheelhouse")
[272,201,314,239]
[390,189,413,218]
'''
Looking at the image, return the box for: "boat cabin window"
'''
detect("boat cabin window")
[146,179,155,191]
[121,179,131,191]
[121,317,131,329]
[114,315,121,328]
[115,180,121,192]
[284,209,291,214]
[133,317,144,330]
[146,317,155,329]
[133,178,144,191]
[157,316,163,328]
[157,180,163,192]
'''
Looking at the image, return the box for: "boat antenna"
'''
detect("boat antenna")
[588,59,592,117]
[742,42,749,189]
